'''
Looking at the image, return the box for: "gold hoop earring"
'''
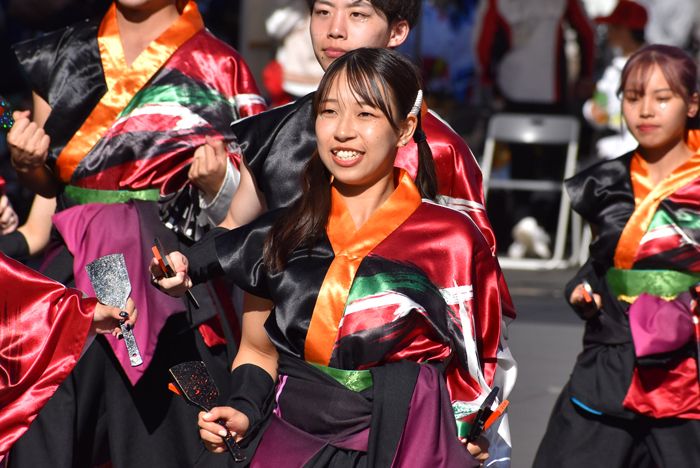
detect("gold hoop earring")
[329,175,335,184]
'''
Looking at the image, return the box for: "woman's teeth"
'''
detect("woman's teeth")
[333,150,363,160]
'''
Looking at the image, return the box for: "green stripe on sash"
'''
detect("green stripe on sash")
[119,83,230,118]
[64,185,160,205]
[606,267,700,300]
[309,363,373,392]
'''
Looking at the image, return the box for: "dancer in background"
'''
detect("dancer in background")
[535,44,700,467]
[5,1,266,467]
[582,0,647,160]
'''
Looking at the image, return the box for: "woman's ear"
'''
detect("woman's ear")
[397,114,418,147]
[688,92,700,119]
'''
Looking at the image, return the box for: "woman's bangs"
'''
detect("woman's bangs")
[620,60,653,98]
[345,63,397,128]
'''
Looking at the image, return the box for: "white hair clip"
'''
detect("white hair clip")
[410,90,423,116]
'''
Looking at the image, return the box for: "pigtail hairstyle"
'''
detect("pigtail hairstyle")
[263,48,436,272]
[411,91,438,200]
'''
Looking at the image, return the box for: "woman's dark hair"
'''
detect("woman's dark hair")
[304,0,421,30]
[618,44,700,129]
[263,47,436,273]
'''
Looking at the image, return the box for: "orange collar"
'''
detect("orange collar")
[55,1,203,182]
[304,169,423,365]
[614,149,700,269]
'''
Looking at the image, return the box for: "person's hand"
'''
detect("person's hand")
[461,435,490,467]
[189,135,228,200]
[570,283,602,318]
[0,195,19,234]
[92,297,138,337]
[7,110,50,173]
[149,251,192,297]
[198,407,250,453]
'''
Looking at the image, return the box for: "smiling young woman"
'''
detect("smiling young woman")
[534,44,700,468]
[151,48,515,468]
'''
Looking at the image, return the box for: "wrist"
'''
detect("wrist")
[226,364,276,433]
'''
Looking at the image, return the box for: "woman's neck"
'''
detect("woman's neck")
[116,3,181,67]
[334,174,396,230]
[639,133,696,186]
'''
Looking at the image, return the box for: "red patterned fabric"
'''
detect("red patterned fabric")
[396,111,515,319]
[0,252,96,457]
[623,357,700,419]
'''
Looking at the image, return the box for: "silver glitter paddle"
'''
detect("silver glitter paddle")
[86,253,143,366]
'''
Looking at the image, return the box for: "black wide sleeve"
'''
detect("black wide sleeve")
[565,152,635,226]
[13,20,103,105]
[213,210,285,301]
[231,94,313,189]
[185,209,281,302]
[13,19,107,160]
[184,227,228,286]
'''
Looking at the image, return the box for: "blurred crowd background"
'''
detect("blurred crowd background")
[2,0,699,260]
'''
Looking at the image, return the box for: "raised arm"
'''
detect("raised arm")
[219,157,267,229]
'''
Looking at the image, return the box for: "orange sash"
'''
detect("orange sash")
[304,169,423,365]
[614,146,700,269]
[55,1,204,182]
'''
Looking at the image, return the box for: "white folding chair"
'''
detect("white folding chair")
[481,113,581,269]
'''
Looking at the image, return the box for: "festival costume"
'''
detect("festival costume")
[228,92,515,318]
[187,169,516,467]
[534,138,700,467]
[0,252,97,461]
[8,3,265,467]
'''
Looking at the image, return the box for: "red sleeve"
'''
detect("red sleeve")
[0,252,95,457]
[444,230,503,402]
[396,112,516,319]
[566,0,595,78]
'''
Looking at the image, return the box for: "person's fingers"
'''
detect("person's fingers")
[168,251,189,274]
[27,125,45,147]
[569,284,584,305]
[0,209,12,226]
[11,110,30,121]
[205,135,227,160]
[198,410,234,452]
[464,436,490,467]
[199,419,229,439]
[149,257,165,278]
[156,274,188,291]
[593,293,603,310]
[7,117,30,147]
[8,112,30,136]
[39,133,51,154]
[189,146,205,176]
[126,298,138,328]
